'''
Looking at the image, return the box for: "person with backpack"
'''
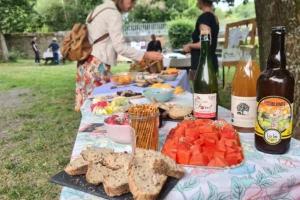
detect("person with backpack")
[73,0,163,111]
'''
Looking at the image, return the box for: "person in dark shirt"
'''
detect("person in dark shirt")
[31,37,40,64]
[147,34,162,52]
[48,37,60,64]
[183,0,219,79]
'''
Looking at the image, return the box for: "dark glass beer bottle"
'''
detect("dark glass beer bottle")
[193,28,218,120]
[255,26,295,154]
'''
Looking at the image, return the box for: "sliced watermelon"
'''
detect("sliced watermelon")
[189,154,208,166]
[165,149,177,162]
[174,127,185,138]
[186,127,200,139]
[199,125,213,133]
[193,137,205,145]
[207,159,216,166]
[220,130,236,139]
[194,119,204,126]
[204,138,215,147]
[214,151,225,159]
[190,144,202,156]
[214,156,228,167]
[215,140,226,152]
[177,150,192,165]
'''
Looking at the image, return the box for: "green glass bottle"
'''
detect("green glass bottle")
[193,28,218,120]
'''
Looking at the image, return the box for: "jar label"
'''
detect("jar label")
[194,93,217,118]
[231,96,256,128]
[255,96,293,145]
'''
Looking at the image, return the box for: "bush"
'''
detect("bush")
[8,50,23,62]
[167,19,194,50]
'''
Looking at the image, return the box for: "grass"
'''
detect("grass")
[0,59,234,199]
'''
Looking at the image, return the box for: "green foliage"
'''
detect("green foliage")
[35,0,103,32]
[0,0,43,33]
[183,7,202,20]
[8,50,24,62]
[168,19,194,49]
[126,5,169,23]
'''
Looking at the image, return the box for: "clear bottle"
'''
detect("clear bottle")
[193,28,218,120]
[255,26,295,154]
[231,45,261,132]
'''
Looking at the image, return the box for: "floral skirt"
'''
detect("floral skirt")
[75,56,103,112]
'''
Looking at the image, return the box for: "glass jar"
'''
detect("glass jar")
[129,111,159,151]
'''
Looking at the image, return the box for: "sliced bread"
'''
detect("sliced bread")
[86,162,109,185]
[168,105,193,120]
[135,148,185,179]
[129,154,167,200]
[64,157,89,176]
[104,152,133,171]
[103,168,130,197]
[81,146,113,163]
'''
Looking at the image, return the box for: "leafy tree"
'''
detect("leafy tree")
[0,0,42,33]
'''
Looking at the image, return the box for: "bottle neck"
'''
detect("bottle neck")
[200,34,212,61]
[267,33,286,69]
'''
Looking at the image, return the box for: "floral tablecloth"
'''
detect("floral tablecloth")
[60,93,300,200]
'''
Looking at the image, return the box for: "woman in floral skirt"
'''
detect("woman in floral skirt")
[75,0,162,111]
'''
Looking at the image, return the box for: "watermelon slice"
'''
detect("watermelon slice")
[177,150,192,165]
[189,154,208,166]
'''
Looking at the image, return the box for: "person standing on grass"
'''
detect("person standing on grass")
[31,37,40,64]
[75,0,163,112]
[183,0,219,80]
[48,37,60,65]
[147,34,163,52]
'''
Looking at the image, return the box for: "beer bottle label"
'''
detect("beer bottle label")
[255,96,293,145]
[231,96,256,128]
[194,93,217,118]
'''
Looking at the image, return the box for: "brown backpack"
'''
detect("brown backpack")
[60,8,110,61]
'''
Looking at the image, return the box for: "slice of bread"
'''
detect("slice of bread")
[86,162,109,185]
[104,152,133,171]
[168,105,193,120]
[81,146,113,163]
[103,168,130,197]
[64,157,89,176]
[86,159,130,196]
[135,148,185,179]
[129,153,167,200]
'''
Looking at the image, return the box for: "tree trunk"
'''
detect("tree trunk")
[0,33,9,61]
[255,0,300,139]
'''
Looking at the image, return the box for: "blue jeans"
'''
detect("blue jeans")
[53,51,59,64]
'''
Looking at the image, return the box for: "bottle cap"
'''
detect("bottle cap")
[271,26,286,35]
[272,26,286,31]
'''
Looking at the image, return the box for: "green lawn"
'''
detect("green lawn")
[0,59,234,199]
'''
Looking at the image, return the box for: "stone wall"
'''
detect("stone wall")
[4,32,69,59]
[3,32,172,59]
